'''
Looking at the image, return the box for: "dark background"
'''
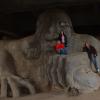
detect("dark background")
[0,0,100,38]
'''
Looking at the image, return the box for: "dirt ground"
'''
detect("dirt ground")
[1,89,100,100]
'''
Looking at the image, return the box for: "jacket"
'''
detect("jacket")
[83,45,97,59]
[55,43,64,51]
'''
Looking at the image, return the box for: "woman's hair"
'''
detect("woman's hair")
[61,31,64,34]
[84,41,90,47]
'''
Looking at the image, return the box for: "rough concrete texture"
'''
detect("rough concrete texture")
[0,50,35,98]
[66,52,100,93]
[47,52,100,93]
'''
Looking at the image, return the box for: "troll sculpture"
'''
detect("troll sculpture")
[0,9,100,98]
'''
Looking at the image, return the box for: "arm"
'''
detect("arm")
[64,34,67,47]
[93,47,97,56]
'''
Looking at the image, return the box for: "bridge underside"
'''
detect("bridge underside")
[0,0,100,38]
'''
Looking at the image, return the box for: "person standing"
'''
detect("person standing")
[55,40,65,54]
[58,31,67,47]
[83,41,100,73]
[57,31,68,54]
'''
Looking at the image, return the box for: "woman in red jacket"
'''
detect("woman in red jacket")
[55,40,67,54]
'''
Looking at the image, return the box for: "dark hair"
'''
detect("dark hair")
[84,41,90,47]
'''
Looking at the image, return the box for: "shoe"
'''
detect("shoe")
[97,69,100,73]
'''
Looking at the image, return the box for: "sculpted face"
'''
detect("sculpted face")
[36,10,73,41]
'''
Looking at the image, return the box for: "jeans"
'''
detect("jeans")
[59,47,68,55]
[90,55,99,72]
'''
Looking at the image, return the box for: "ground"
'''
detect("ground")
[1,89,100,100]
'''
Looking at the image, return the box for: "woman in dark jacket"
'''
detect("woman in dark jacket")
[83,42,99,73]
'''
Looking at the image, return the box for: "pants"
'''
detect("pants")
[58,47,68,55]
[90,55,99,72]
